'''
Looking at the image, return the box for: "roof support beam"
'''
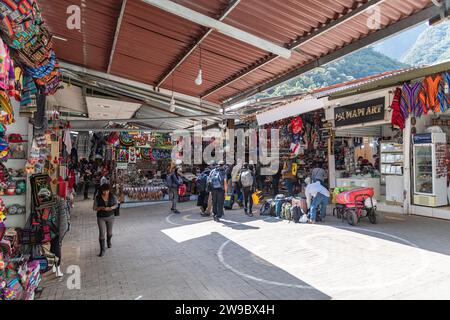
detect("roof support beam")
[141,0,291,59]
[223,3,443,107]
[107,0,127,74]
[201,0,386,99]
[155,0,241,89]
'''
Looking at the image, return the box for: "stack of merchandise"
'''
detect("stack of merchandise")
[0,224,42,300]
[0,0,61,100]
[0,0,62,300]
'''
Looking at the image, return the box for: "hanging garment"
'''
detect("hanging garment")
[439,71,450,111]
[391,87,405,130]
[291,116,303,134]
[63,130,72,155]
[0,38,15,93]
[422,74,443,113]
[400,82,422,117]
[418,89,429,115]
[437,79,449,112]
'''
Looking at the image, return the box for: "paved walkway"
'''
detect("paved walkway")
[38,198,450,300]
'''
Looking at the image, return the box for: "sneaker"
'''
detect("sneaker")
[173,210,180,214]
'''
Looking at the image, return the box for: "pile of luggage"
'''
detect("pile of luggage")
[260,194,308,223]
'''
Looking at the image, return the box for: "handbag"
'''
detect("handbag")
[2,277,24,300]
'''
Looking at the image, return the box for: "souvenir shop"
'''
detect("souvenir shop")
[326,89,404,208]
[0,0,70,300]
[101,131,175,205]
[325,65,450,219]
[400,68,450,219]
[258,105,329,195]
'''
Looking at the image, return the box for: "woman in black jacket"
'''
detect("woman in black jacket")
[93,184,118,257]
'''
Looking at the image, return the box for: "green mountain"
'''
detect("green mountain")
[401,20,450,66]
[258,47,409,98]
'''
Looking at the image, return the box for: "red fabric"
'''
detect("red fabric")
[336,188,375,205]
[67,169,76,190]
[178,184,187,196]
[291,117,303,134]
[391,87,405,130]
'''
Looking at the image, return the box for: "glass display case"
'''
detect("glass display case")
[413,132,448,207]
[414,144,433,194]
[380,142,403,176]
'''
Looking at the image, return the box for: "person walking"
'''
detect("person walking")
[167,166,183,214]
[82,167,92,200]
[207,161,227,222]
[100,169,110,186]
[305,178,330,224]
[239,163,256,216]
[93,184,118,257]
[272,164,282,197]
[196,167,211,216]
[231,160,244,207]
[282,154,297,196]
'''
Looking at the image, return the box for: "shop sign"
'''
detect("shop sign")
[334,97,385,127]
[116,162,128,170]
[413,133,432,144]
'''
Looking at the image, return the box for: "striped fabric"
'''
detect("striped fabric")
[400,82,422,119]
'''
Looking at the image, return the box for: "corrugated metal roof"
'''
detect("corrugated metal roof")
[40,0,437,104]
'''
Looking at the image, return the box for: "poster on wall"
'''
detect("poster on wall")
[30,174,55,208]
[334,97,385,127]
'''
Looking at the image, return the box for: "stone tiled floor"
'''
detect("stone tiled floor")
[37,198,450,300]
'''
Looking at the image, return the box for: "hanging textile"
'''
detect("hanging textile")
[422,74,443,113]
[290,116,303,134]
[391,88,405,130]
[400,82,421,117]
[63,130,72,156]
[76,132,90,159]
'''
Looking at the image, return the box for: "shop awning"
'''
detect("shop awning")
[40,0,447,106]
[256,96,325,126]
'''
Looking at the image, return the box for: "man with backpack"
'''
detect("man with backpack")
[207,161,227,222]
[196,167,211,216]
[239,163,257,216]
[166,166,183,214]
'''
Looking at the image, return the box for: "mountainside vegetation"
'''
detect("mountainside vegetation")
[257,48,408,99]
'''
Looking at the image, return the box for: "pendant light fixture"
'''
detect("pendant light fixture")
[170,74,176,112]
[195,45,203,86]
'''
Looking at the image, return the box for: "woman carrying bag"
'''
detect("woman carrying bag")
[93,184,118,257]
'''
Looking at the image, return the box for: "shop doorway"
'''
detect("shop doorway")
[333,124,404,207]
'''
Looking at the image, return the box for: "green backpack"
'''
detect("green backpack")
[281,203,292,220]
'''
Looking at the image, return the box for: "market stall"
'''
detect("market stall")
[0,0,64,300]
[262,109,329,196]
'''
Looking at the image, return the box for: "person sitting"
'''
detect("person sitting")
[305,177,330,224]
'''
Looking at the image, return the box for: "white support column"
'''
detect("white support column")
[403,117,412,215]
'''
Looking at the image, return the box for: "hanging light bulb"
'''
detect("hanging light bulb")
[170,95,176,112]
[170,74,176,112]
[195,45,203,86]
[195,69,203,86]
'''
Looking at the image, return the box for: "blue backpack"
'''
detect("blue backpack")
[196,171,209,193]
[208,168,224,190]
